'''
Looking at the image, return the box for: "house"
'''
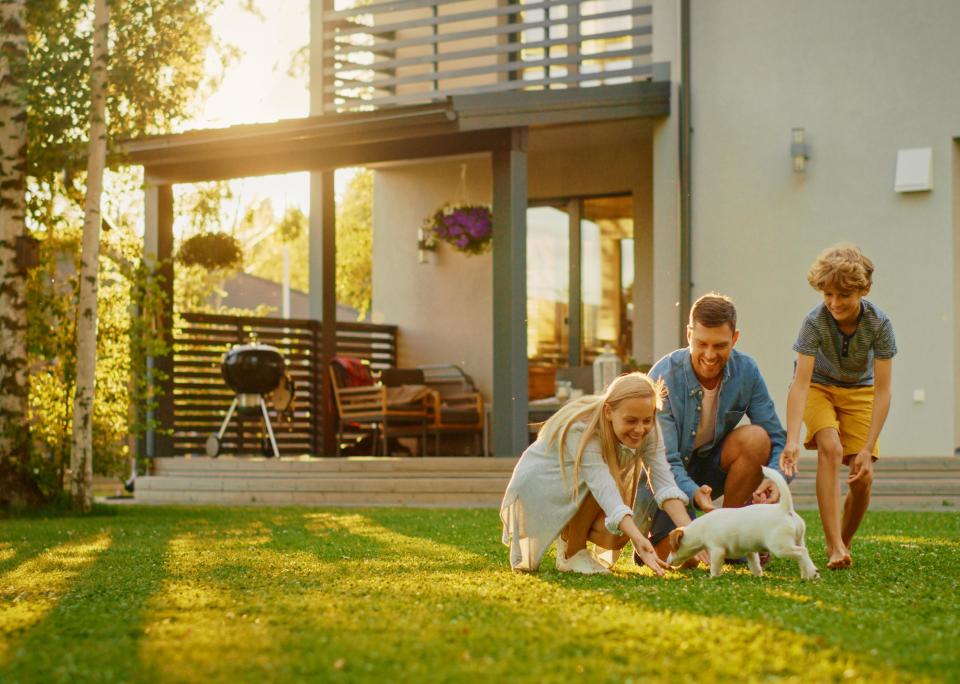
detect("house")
[124,0,960,459]
[215,271,359,321]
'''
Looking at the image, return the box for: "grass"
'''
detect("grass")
[0,506,957,684]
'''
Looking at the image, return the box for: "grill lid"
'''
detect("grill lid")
[220,343,285,395]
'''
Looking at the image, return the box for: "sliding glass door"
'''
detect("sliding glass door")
[527,195,634,396]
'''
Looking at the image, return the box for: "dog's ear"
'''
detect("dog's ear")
[668,527,685,552]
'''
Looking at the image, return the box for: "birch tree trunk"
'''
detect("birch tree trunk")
[0,0,41,508]
[71,0,110,511]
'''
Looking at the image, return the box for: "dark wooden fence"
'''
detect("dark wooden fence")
[170,312,397,457]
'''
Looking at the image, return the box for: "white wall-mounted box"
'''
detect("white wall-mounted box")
[894,147,933,192]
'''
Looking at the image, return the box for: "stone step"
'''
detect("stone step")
[138,475,510,494]
[152,456,517,476]
[136,455,960,510]
[135,488,503,508]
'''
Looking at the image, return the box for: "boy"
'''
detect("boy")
[781,244,896,569]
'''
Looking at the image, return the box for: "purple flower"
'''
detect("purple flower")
[428,203,493,255]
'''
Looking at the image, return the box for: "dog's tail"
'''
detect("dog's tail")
[762,465,794,513]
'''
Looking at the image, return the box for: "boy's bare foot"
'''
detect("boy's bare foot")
[826,545,850,569]
[826,549,852,570]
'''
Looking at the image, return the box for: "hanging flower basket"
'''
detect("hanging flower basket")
[176,232,243,270]
[423,203,493,256]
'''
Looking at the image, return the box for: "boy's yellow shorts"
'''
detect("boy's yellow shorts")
[803,383,879,461]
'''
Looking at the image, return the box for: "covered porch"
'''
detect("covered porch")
[124,82,670,459]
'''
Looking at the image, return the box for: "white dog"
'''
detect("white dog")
[666,466,820,580]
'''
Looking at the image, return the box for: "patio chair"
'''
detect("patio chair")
[328,357,429,456]
[417,364,485,456]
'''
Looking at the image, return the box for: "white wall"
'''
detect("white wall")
[371,157,494,398]
[688,0,960,456]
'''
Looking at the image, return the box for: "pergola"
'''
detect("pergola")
[122,82,670,458]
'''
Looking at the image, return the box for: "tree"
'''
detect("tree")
[71,0,110,511]
[0,0,43,508]
[0,0,230,508]
[336,169,373,320]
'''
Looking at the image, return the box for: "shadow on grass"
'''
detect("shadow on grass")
[0,506,955,683]
[0,514,176,683]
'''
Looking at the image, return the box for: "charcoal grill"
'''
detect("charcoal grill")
[205,343,285,458]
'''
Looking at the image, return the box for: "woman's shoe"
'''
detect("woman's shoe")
[554,535,567,561]
[556,548,611,574]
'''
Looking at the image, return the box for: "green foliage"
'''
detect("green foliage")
[23,0,228,184]
[0,507,956,682]
[172,170,374,320]
[336,168,373,319]
[25,184,169,497]
[13,1,229,501]
[243,201,309,294]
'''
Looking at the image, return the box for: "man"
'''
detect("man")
[644,292,787,561]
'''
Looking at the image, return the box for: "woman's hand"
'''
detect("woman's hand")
[633,536,670,576]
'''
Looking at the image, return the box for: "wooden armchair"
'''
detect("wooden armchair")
[328,358,429,456]
[417,364,485,456]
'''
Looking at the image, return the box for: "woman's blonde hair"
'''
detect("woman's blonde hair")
[807,243,874,293]
[538,372,665,499]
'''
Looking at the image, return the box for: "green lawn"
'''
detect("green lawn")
[0,505,957,684]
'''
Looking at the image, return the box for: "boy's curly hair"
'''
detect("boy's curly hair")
[807,243,874,293]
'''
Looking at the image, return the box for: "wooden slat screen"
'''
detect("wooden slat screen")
[171,312,397,457]
[320,0,653,113]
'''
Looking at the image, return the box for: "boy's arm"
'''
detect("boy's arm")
[850,358,892,482]
[782,354,815,477]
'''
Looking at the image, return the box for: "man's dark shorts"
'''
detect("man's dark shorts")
[649,437,729,545]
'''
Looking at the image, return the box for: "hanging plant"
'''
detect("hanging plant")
[176,232,244,270]
[423,203,493,256]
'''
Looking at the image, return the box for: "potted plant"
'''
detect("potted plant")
[423,203,493,256]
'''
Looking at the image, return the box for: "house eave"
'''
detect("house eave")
[119,82,670,184]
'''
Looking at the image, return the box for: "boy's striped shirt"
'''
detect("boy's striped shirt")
[793,299,896,387]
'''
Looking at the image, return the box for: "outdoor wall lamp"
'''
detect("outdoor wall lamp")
[417,226,436,264]
[791,128,810,172]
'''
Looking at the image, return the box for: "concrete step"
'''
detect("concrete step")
[152,456,517,476]
[136,455,960,509]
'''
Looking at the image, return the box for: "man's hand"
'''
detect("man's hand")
[751,478,781,504]
[780,443,800,477]
[634,537,670,577]
[847,449,874,483]
[693,484,715,512]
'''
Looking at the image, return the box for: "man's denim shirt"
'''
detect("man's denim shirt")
[649,348,787,503]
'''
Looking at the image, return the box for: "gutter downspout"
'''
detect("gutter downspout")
[678,0,693,344]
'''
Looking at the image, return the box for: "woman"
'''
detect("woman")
[501,372,696,575]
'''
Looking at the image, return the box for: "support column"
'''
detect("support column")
[310,170,337,456]
[567,199,582,367]
[652,0,684,358]
[492,128,528,457]
[144,181,174,457]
